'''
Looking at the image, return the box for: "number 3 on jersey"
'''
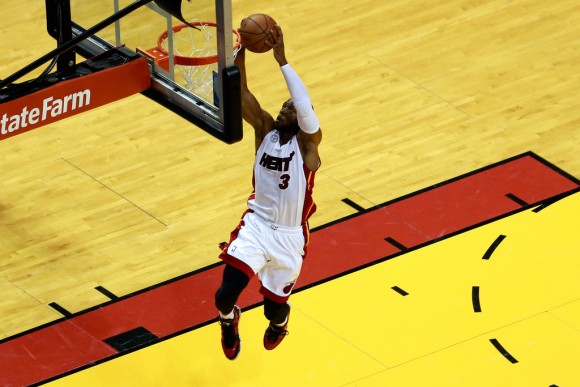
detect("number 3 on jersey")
[279,174,290,189]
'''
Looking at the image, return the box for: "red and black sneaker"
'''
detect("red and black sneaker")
[219,305,241,360]
[263,312,290,350]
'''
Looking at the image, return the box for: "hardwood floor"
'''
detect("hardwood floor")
[0,0,578,343]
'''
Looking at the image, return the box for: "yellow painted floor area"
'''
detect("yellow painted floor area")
[48,194,580,386]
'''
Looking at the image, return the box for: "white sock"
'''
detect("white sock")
[220,309,235,320]
[274,316,288,327]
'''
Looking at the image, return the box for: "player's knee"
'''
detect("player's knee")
[215,286,237,314]
[263,298,290,324]
[215,265,250,313]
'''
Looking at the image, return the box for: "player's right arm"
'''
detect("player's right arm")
[270,25,322,171]
[234,47,274,152]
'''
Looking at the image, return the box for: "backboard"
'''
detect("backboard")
[45,0,242,144]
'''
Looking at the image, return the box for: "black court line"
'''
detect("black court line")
[489,338,518,363]
[385,237,407,251]
[482,235,506,260]
[528,151,580,186]
[506,193,528,207]
[48,302,72,318]
[533,188,579,213]
[472,286,481,313]
[341,198,366,212]
[391,286,409,296]
[0,261,225,347]
[95,286,118,300]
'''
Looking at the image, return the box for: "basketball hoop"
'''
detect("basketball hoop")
[139,21,241,104]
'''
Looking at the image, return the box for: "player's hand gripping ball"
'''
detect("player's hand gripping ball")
[238,14,277,53]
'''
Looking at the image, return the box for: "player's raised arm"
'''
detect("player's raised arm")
[234,46,274,151]
[268,25,322,170]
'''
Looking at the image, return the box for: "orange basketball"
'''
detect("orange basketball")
[238,14,277,53]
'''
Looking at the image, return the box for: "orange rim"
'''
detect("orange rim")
[157,21,241,66]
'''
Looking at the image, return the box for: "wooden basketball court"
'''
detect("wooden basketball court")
[1,0,579,385]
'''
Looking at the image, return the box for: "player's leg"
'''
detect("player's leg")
[216,212,268,359]
[215,264,250,316]
[259,229,304,350]
[264,296,291,325]
[263,296,291,350]
[215,264,250,360]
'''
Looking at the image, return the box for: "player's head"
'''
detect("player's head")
[274,98,300,135]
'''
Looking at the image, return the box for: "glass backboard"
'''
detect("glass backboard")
[45,0,242,143]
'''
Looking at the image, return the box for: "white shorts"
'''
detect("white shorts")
[223,212,305,302]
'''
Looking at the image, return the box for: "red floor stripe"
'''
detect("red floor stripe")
[0,153,578,386]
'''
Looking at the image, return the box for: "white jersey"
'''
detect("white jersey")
[248,130,317,228]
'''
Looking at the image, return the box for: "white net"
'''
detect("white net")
[159,21,239,106]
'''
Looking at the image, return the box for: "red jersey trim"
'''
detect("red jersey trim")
[219,254,254,279]
[260,286,291,303]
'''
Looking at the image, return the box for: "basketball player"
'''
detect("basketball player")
[214,24,322,360]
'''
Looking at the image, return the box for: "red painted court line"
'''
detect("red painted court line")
[1,152,578,386]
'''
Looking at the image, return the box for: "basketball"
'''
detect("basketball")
[238,14,277,53]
